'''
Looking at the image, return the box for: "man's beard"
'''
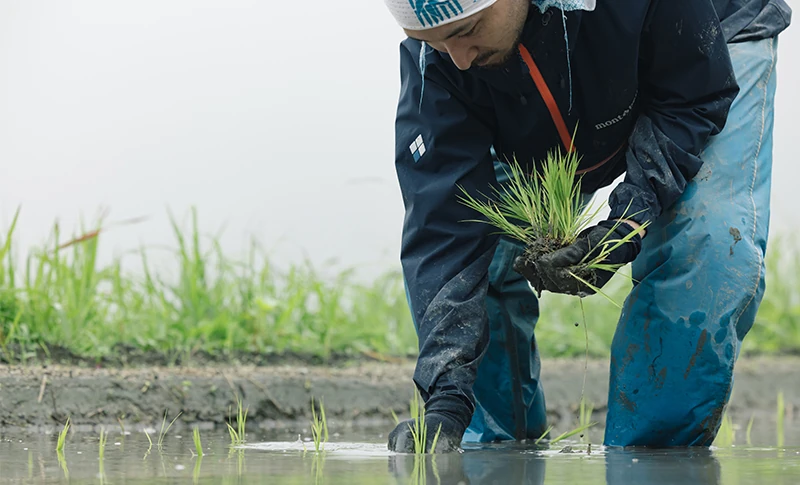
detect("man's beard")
[474,28,525,70]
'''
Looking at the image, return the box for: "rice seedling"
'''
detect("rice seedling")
[143,428,153,460]
[56,417,71,453]
[578,396,594,443]
[550,422,597,445]
[407,390,442,454]
[54,416,71,479]
[534,425,554,445]
[192,426,204,456]
[310,396,329,453]
[457,149,648,303]
[226,396,249,446]
[777,390,785,447]
[534,420,597,448]
[157,410,182,451]
[714,412,735,447]
[99,427,108,460]
[746,413,755,446]
[99,427,108,484]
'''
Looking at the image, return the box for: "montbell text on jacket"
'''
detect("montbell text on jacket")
[392,0,791,410]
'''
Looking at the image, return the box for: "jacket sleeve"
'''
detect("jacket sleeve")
[394,41,498,406]
[607,0,740,224]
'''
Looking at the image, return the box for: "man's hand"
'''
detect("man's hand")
[387,394,471,453]
[513,219,644,297]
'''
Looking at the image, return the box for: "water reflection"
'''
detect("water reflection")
[605,448,720,485]
[388,447,724,485]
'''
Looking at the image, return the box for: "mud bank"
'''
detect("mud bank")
[0,357,797,432]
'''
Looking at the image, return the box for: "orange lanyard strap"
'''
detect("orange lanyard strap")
[518,43,574,154]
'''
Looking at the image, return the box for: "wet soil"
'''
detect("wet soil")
[0,356,797,432]
[0,343,408,368]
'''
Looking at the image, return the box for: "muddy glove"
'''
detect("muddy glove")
[388,394,472,453]
[513,220,643,297]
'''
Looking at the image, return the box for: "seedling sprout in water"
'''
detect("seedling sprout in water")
[457,147,649,304]
[309,396,329,453]
[408,391,442,454]
[56,417,71,452]
[157,410,182,451]
[192,426,204,456]
[227,396,249,446]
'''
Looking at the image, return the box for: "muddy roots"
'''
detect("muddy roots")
[513,237,597,297]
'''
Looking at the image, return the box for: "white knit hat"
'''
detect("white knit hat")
[383,0,499,30]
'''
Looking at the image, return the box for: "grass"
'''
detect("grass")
[309,396,329,453]
[143,428,153,460]
[0,207,797,365]
[192,426,204,456]
[55,416,71,479]
[408,390,442,454]
[99,427,108,459]
[457,149,603,249]
[157,410,182,451]
[777,390,785,447]
[457,150,648,303]
[99,427,108,484]
[578,396,594,443]
[715,412,736,447]
[711,392,788,448]
[56,417,71,452]
[227,396,249,446]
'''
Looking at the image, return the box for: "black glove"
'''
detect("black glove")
[387,394,472,454]
[513,219,643,297]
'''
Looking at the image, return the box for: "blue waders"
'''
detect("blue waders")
[447,36,779,446]
[603,36,779,447]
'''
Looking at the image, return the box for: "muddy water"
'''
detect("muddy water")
[0,425,798,484]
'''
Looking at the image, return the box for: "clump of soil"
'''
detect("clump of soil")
[513,236,596,297]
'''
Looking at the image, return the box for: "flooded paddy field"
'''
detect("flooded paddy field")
[0,420,798,484]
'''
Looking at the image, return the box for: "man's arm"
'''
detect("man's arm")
[394,40,497,411]
[608,0,740,225]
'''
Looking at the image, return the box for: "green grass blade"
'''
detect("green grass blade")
[534,425,554,445]
[550,422,597,444]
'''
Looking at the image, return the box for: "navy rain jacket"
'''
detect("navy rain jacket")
[392,0,791,408]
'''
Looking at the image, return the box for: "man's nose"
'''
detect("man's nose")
[445,43,479,71]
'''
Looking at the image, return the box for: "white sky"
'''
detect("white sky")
[0,1,797,279]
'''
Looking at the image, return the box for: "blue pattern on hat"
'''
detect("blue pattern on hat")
[410,0,465,28]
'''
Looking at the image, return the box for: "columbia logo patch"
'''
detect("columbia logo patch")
[409,134,426,162]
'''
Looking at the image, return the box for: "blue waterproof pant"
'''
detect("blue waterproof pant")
[461,37,779,446]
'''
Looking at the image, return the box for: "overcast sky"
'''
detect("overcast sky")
[0,1,797,279]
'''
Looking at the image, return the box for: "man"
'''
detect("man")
[382,0,792,452]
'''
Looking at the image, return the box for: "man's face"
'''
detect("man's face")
[403,0,529,71]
